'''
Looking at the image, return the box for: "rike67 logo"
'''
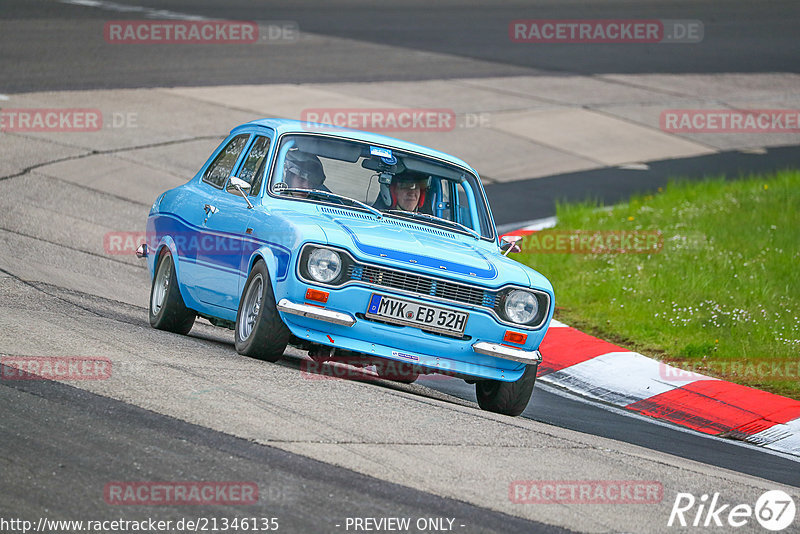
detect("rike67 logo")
[668,490,796,531]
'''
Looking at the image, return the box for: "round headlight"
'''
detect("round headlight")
[307,248,342,283]
[504,290,539,324]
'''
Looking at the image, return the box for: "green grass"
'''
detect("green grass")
[517,170,800,399]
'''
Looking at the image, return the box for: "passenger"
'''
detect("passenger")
[374,172,429,212]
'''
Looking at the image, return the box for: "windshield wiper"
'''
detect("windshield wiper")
[384,210,481,240]
[278,188,382,219]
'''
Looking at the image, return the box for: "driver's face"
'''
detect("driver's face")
[395,180,424,211]
[396,187,420,211]
[287,173,313,189]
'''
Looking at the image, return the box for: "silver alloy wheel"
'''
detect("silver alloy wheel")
[151,254,171,314]
[238,273,263,341]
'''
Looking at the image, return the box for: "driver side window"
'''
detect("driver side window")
[203,134,249,189]
[236,136,271,196]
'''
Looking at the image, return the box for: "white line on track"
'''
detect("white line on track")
[59,0,207,20]
[535,381,800,464]
[0,94,9,101]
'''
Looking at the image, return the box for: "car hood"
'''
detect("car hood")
[319,213,533,286]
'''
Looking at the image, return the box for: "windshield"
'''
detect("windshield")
[268,134,494,240]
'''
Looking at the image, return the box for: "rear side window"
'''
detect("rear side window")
[203,134,249,188]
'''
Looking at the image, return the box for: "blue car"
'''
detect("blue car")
[138,119,554,416]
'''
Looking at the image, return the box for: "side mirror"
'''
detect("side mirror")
[226,176,254,209]
[500,235,523,256]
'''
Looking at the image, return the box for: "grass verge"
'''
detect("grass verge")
[517,170,800,399]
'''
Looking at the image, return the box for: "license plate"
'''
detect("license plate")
[365,294,468,336]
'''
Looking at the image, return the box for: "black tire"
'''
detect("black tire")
[374,360,420,384]
[234,260,290,362]
[149,248,195,334]
[475,364,537,416]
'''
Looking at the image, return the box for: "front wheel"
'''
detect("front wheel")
[149,248,195,334]
[234,261,290,362]
[475,364,537,416]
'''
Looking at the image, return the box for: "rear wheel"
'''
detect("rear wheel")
[475,364,537,416]
[149,248,195,334]
[234,261,290,362]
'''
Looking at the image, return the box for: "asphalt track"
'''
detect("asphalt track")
[1,361,564,534]
[2,1,799,533]
[2,0,799,92]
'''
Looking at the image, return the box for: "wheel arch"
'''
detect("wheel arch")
[247,246,280,294]
[151,236,180,278]
[151,236,192,305]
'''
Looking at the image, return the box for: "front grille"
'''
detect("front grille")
[348,264,496,309]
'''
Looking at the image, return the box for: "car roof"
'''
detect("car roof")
[233,118,479,176]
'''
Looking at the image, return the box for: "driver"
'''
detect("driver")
[374,171,429,212]
[283,150,327,191]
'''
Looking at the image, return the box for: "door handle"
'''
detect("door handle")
[204,204,218,215]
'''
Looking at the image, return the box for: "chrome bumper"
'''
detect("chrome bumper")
[472,341,542,365]
[277,299,540,365]
[277,299,356,327]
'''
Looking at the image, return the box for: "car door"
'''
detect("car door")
[195,132,273,311]
[180,132,250,312]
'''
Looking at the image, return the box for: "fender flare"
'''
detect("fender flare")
[152,236,180,280]
[247,246,281,294]
[151,236,195,309]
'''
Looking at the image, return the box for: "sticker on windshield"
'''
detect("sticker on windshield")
[273,181,288,192]
[369,146,393,159]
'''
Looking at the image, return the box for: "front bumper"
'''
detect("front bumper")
[277,299,356,327]
[277,298,542,380]
[472,342,542,365]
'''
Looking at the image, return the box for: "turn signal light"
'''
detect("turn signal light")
[305,288,329,303]
[503,330,527,345]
